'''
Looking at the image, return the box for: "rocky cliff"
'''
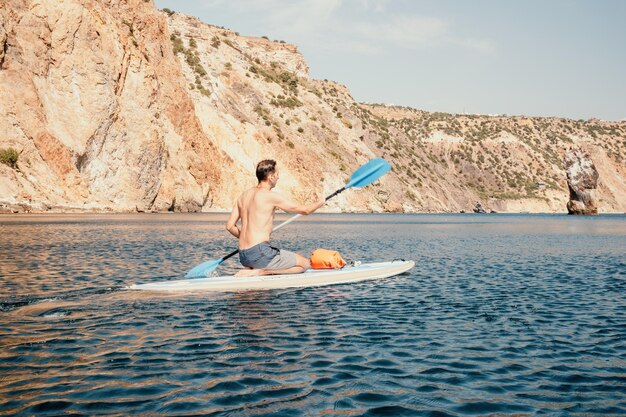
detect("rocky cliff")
[361,105,626,213]
[1,0,625,213]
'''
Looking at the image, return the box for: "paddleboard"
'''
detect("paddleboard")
[128,260,414,292]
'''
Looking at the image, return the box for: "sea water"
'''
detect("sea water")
[0,213,624,416]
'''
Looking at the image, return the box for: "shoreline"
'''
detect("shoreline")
[1,206,624,216]
[2,201,623,215]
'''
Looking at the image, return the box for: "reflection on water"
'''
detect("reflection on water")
[1,213,625,415]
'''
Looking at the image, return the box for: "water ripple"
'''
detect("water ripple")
[1,213,625,415]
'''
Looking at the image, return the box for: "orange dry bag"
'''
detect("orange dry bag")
[310,248,347,269]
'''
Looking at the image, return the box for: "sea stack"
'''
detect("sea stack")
[473,201,486,213]
[564,148,599,215]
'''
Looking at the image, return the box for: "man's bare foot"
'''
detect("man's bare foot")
[235,268,265,277]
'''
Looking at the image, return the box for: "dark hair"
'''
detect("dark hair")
[256,159,276,182]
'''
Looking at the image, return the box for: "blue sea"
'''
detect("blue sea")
[1,213,625,416]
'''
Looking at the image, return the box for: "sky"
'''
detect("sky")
[154,0,626,121]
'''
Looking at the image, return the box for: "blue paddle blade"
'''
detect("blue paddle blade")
[185,258,224,278]
[346,158,391,189]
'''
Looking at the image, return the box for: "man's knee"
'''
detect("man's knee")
[295,253,310,269]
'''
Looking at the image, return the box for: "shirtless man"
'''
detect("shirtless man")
[226,159,325,277]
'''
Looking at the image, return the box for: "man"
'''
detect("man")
[226,159,325,277]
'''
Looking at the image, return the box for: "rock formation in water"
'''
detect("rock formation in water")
[473,201,486,213]
[1,1,626,214]
[565,148,599,215]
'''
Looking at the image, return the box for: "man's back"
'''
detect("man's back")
[237,187,275,250]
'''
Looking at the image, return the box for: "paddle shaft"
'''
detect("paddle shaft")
[221,186,348,262]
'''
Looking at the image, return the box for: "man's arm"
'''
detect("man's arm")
[226,203,241,237]
[272,192,325,215]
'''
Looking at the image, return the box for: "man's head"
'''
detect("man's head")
[256,159,278,186]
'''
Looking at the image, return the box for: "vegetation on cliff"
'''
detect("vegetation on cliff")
[0,147,20,169]
[361,106,626,205]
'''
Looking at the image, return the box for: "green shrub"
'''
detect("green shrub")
[184,49,199,66]
[280,72,298,93]
[170,34,184,54]
[280,72,292,83]
[0,147,19,169]
[270,96,302,108]
[194,63,207,77]
[297,127,304,133]
[173,37,207,78]
[162,8,175,16]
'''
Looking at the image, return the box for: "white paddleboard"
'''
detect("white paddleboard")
[128,260,414,292]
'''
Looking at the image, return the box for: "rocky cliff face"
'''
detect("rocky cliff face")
[361,105,626,213]
[1,1,626,213]
[0,0,227,212]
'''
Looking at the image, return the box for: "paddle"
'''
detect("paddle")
[185,158,392,278]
